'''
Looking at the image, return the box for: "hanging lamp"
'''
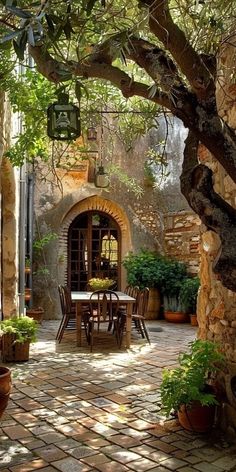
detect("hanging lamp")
[47,93,81,141]
[94,118,109,188]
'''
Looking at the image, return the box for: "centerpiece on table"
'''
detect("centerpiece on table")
[88,277,115,291]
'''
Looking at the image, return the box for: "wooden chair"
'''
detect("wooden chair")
[87,290,120,351]
[56,285,89,343]
[116,287,150,347]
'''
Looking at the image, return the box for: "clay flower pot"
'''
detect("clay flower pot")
[26,307,44,324]
[164,311,189,323]
[178,402,216,433]
[0,366,11,418]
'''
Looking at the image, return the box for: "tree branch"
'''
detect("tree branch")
[180,131,236,291]
[29,45,173,110]
[140,0,216,100]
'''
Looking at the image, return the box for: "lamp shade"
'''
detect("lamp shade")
[95,165,109,188]
[47,94,81,141]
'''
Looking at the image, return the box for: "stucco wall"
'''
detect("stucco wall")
[32,115,200,318]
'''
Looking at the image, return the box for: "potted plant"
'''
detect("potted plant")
[88,277,115,291]
[160,339,225,432]
[0,316,38,362]
[0,366,11,418]
[160,259,189,322]
[25,257,31,274]
[122,249,165,319]
[179,277,200,326]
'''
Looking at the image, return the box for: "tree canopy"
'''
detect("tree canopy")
[0,0,236,290]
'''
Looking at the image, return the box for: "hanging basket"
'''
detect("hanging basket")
[2,334,30,362]
[0,366,11,418]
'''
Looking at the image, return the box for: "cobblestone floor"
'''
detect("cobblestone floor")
[1,320,236,472]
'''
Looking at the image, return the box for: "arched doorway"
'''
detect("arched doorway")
[68,210,121,291]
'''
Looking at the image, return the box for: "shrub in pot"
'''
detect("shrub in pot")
[160,339,225,432]
[122,249,168,319]
[179,277,200,325]
[0,316,38,362]
[160,259,188,322]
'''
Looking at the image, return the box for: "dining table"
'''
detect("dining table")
[71,291,136,348]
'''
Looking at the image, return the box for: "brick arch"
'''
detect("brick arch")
[58,196,132,288]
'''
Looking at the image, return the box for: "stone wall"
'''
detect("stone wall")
[0,91,17,318]
[196,40,236,438]
[164,211,201,274]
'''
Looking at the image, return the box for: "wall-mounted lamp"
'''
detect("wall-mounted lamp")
[47,93,81,141]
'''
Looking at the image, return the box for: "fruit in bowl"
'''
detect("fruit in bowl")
[88,278,115,291]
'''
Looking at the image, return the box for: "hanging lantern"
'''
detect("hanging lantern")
[47,93,81,141]
[87,126,97,141]
[95,165,109,188]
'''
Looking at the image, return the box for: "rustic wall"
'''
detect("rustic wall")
[33,115,199,318]
[0,91,17,318]
[196,40,236,438]
[164,211,201,274]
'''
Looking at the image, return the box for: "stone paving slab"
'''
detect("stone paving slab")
[0,320,236,471]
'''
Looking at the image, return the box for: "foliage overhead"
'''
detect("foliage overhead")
[1,1,236,290]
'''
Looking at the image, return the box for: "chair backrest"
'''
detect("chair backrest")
[136,287,149,317]
[89,290,120,321]
[58,285,72,315]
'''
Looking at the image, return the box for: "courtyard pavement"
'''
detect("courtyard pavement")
[1,320,236,472]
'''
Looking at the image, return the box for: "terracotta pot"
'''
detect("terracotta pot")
[26,307,44,324]
[25,267,31,274]
[190,314,198,326]
[164,311,189,323]
[0,366,11,418]
[178,402,216,432]
[24,288,32,301]
[2,334,30,362]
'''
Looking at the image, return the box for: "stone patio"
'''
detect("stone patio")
[0,320,236,472]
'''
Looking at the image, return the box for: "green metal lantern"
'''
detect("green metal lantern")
[47,93,81,141]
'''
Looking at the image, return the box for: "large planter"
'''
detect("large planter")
[146,287,161,320]
[2,334,30,362]
[0,367,11,418]
[178,402,216,432]
[26,307,44,324]
[164,311,189,323]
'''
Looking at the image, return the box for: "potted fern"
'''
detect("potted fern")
[160,339,225,432]
[0,316,38,362]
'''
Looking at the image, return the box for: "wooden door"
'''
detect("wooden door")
[68,211,120,290]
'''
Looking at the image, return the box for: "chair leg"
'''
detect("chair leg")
[56,316,64,341]
[89,319,94,352]
[58,314,70,343]
[141,320,151,344]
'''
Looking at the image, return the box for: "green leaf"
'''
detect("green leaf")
[6,6,33,19]
[0,29,23,44]
[13,34,27,61]
[86,0,97,16]
[63,20,73,40]
[45,14,55,34]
